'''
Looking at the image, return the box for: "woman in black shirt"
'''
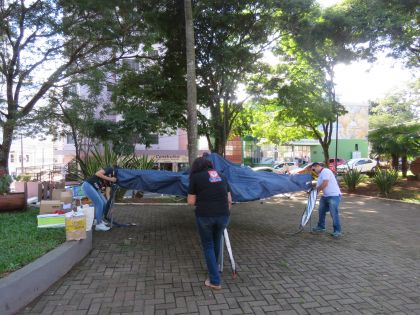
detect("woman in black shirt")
[188,157,232,290]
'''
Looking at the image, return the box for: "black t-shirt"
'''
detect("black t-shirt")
[188,169,231,217]
[85,166,115,191]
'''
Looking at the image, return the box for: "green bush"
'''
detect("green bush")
[342,169,364,192]
[373,169,399,197]
[17,174,32,182]
[0,174,13,194]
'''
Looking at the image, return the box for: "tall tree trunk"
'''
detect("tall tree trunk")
[184,0,198,166]
[0,122,15,175]
[322,142,330,166]
[401,155,408,178]
[391,154,399,170]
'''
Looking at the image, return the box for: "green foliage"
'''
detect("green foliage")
[369,123,420,161]
[0,175,13,195]
[0,207,66,277]
[341,169,364,192]
[0,0,155,173]
[369,78,419,130]
[70,143,155,180]
[341,0,420,67]
[373,169,399,197]
[15,174,32,182]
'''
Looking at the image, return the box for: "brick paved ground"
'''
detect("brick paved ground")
[20,194,420,315]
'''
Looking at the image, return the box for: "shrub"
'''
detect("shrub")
[342,169,364,192]
[0,174,13,195]
[15,174,32,182]
[373,169,399,197]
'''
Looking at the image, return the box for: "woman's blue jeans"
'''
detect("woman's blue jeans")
[195,215,230,286]
[82,182,107,223]
[316,195,342,233]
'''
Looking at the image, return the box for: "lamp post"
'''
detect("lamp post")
[335,112,338,173]
[20,134,24,175]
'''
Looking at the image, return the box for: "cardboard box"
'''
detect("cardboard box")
[52,189,73,204]
[39,200,62,214]
[37,214,65,228]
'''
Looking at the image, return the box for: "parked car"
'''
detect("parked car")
[336,158,377,174]
[252,166,283,174]
[289,162,325,175]
[259,157,276,165]
[328,158,346,173]
[273,161,299,174]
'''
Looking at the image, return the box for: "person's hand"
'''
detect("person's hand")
[110,177,117,183]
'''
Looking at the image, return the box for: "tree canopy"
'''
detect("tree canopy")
[0,0,154,173]
[368,78,420,176]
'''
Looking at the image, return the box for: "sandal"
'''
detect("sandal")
[205,279,221,290]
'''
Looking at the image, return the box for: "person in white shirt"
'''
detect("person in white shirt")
[311,162,342,237]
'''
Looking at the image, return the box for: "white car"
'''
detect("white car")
[259,157,276,165]
[252,166,283,174]
[336,158,377,174]
[273,161,299,174]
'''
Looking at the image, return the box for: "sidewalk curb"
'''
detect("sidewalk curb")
[0,231,92,315]
[342,193,419,205]
[115,202,188,206]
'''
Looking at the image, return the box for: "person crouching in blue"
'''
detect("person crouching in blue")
[82,166,117,232]
[187,157,232,290]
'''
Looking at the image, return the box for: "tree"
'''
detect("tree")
[369,123,420,177]
[0,0,153,174]
[369,78,420,130]
[248,1,361,165]
[192,0,278,155]
[341,0,420,67]
[368,79,420,176]
[243,101,313,146]
[184,0,198,165]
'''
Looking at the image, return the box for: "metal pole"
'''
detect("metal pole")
[20,134,24,175]
[335,113,338,172]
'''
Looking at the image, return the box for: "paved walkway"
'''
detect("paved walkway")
[20,194,420,315]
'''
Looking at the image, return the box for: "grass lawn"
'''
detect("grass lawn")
[0,207,66,278]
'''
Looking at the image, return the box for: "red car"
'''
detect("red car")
[328,158,346,172]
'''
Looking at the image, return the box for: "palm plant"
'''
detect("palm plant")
[68,142,155,181]
[373,169,399,197]
[341,169,364,192]
[69,143,155,201]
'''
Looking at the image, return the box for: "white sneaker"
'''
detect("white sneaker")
[101,220,110,227]
[95,223,111,231]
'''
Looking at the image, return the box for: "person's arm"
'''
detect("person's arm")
[95,169,117,183]
[187,194,196,206]
[317,180,329,193]
[228,192,232,209]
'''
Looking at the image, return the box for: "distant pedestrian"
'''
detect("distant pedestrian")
[311,162,342,237]
[188,157,232,290]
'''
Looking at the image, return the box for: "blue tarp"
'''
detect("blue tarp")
[116,153,312,202]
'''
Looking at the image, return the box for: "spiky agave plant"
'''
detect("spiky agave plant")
[342,169,364,192]
[373,169,399,197]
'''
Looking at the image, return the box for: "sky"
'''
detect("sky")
[316,0,418,104]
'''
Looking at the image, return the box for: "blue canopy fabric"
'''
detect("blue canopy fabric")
[116,153,312,202]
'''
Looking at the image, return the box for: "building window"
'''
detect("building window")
[66,134,75,144]
[26,155,30,162]
[10,154,14,163]
[149,134,159,145]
